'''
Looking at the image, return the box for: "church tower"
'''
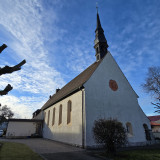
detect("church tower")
[94,12,109,61]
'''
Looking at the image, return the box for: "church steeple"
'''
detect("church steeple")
[94,12,109,61]
[96,12,102,31]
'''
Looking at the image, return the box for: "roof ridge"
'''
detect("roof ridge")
[52,61,98,96]
[41,59,103,110]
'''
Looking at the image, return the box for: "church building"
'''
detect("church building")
[40,12,151,148]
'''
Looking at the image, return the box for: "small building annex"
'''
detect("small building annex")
[148,115,160,139]
[35,12,151,148]
[6,119,43,138]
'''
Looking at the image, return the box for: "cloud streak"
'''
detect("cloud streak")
[0,0,65,118]
[0,0,160,118]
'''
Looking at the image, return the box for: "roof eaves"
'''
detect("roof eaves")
[43,86,84,111]
[41,59,103,111]
[8,119,43,122]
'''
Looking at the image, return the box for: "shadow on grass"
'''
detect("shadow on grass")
[0,141,43,160]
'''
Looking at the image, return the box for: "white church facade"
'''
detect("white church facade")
[37,12,151,148]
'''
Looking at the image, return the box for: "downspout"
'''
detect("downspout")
[82,88,85,148]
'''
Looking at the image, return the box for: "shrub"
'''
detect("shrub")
[93,118,127,153]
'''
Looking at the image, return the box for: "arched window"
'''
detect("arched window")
[59,105,62,125]
[52,108,55,126]
[97,54,100,61]
[67,100,72,124]
[44,112,46,122]
[96,47,99,53]
[143,123,151,140]
[126,122,133,136]
[47,110,50,126]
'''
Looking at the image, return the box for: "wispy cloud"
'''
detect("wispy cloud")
[66,42,94,73]
[0,0,65,118]
[109,2,160,80]
[0,0,160,118]
[0,94,46,118]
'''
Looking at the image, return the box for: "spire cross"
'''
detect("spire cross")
[96,2,98,13]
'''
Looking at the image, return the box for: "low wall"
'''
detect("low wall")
[6,119,42,138]
[153,132,160,139]
[6,121,36,138]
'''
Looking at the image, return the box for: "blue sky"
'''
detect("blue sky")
[0,0,160,118]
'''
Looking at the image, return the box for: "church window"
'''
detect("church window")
[143,123,151,140]
[44,112,46,122]
[67,100,72,124]
[47,110,50,126]
[126,122,133,136]
[59,105,62,125]
[96,47,99,53]
[109,80,118,91]
[52,108,55,126]
[97,54,100,61]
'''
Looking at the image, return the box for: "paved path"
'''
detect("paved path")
[42,151,104,160]
[0,138,104,160]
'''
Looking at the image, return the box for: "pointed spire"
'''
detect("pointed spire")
[96,12,102,31]
[96,4,102,30]
[94,11,109,61]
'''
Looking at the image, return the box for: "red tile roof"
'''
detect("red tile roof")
[148,115,160,122]
[150,121,160,126]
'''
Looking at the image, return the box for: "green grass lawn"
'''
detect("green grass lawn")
[101,149,160,160]
[115,149,160,160]
[0,141,43,160]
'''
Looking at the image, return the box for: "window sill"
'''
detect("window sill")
[58,124,62,127]
[67,123,72,126]
[127,133,134,138]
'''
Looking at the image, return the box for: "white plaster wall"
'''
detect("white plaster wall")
[84,52,151,147]
[6,122,36,137]
[43,90,83,146]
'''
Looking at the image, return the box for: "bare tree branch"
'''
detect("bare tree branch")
[0,44,7,53]
[142,66,160,113]
[0,59,26,76]
[151,102,160,113]
[0,84,13,96]
[0,43,26,96]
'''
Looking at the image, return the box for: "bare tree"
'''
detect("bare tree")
[0,105,14,119]
[0,44,26,96]
[142,67,160,113]
[0,105,14,124]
